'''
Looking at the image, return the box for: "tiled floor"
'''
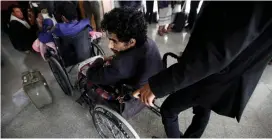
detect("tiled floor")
[1,24,272,138]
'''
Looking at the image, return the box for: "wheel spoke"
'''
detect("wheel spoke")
[93,106,139,139]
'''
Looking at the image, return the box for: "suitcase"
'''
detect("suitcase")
[22,70,52,109]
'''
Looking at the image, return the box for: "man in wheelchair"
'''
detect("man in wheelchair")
[80,8,163,119]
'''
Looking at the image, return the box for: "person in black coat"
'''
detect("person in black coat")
[133,2,272,138]
[8,5,37,52]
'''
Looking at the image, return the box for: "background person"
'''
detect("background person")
[8,5,37,52]
[83,0,101,32]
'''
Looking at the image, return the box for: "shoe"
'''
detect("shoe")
[152,136,159,138]
[162,27,168,33]
[158,30,164,36]
[167,24,174,32]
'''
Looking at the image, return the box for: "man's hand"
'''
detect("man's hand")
[133,83,156,107]
[103,56,113,61]
[27,9,35,25]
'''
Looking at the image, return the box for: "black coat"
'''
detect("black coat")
[87,38,163,89]
[149,2,272,122]
[8,20,37,51]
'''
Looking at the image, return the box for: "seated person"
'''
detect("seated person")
[8,5,37,52]
[32,2,102,62]
[53,1,91,37]
[86,8,163,119]
[53,2,102,39]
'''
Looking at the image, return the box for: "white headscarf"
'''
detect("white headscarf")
[10,14,31,29]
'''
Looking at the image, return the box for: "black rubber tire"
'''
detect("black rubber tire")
[91,42,105,56]
[48,57,73,96]
[92,105,140,138]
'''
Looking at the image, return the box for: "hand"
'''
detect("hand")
[28,11,35,25]
[37,13,43,29]
[103,56,113,61]
[132,83,156,107]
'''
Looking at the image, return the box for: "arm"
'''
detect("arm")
[87,56,136,85]
[149,2,260,97]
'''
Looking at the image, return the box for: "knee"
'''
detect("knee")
[160,103,177,118]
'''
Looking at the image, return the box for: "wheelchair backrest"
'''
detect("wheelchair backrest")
[53,27,91,67]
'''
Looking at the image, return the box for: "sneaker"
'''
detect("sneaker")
[158,30,164,36]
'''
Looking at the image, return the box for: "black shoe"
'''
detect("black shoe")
[152,136,159,138]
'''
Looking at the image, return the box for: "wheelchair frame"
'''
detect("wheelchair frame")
[46,34,180,138]
[46,34,105,96]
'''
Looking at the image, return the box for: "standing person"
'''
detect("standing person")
[83,1,101,31]
[145,0,154,24]
[133,2,272,138]
[157,1,172,36]
[157,1,180,36]
[8,5,37,52]
[185,1,200,31]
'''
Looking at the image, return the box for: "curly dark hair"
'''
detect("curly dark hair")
[101,7,147,46]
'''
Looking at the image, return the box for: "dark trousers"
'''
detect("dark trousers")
[145,1,154,24]
[187,1,200,30]
[83,1,101,30]
[160,90,211,138]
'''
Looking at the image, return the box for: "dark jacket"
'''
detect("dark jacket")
[87,38,163,89]
[149,2,272,122]
[8,20,37,51]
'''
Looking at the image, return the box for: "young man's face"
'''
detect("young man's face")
[107,32,136,54]
[12,8,24,20]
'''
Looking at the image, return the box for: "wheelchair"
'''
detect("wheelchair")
[46,26,181,137]
[75,52,180,138]
[45,27,105,96]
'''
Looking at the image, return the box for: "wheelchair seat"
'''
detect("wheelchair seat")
[53,27,91,67]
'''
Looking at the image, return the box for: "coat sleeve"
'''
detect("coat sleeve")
[9,21,36,51]
[149,2,262,98]
[86,56,137,85]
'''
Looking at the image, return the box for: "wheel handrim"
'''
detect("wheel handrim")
[92,105,140,138]
[93,111,127,138]
[48,57,72,96]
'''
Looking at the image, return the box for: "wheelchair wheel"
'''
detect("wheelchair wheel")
[92,105,140,138]
[91,42,105,56]
[48,57,73,96]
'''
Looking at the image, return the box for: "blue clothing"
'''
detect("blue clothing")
[38,18,92,43]
[53,18,92,37]
[38,19,54,43]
